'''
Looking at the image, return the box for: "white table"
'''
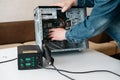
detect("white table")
[0,47,120,80]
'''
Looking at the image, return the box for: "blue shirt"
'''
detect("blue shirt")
[66,0,120,48]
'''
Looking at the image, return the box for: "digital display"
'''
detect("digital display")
[22,50,38,54]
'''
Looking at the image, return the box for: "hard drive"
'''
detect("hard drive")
[34,6,88,53]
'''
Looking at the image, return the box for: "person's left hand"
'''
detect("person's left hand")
[49,28,67,41]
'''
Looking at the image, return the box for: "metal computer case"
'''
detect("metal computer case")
[34,6,88,53]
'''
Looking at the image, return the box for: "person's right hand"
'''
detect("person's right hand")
[52,0,78,12]
[49,28,66,41]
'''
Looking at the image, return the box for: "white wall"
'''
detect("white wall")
[0,0,61,22]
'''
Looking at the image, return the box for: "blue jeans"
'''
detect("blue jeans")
[66,0,120,48]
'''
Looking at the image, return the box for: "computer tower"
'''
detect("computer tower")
[34,6,88,53]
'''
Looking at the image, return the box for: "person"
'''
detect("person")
[49,0,120,48]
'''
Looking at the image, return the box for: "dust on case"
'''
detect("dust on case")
[34,6,88,53]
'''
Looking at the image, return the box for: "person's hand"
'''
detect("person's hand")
[49,28,67,41]
[52,0,78,12]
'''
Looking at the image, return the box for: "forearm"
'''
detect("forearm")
[66,0,119,42]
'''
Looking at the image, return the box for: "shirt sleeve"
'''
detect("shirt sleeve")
[77,0,94,7]
[66,0,120,43]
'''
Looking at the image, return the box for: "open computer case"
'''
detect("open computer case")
[34,6,88,53]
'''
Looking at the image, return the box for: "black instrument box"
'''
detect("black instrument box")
[17,45,43,70]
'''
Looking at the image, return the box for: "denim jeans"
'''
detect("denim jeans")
[66,0,120,48]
